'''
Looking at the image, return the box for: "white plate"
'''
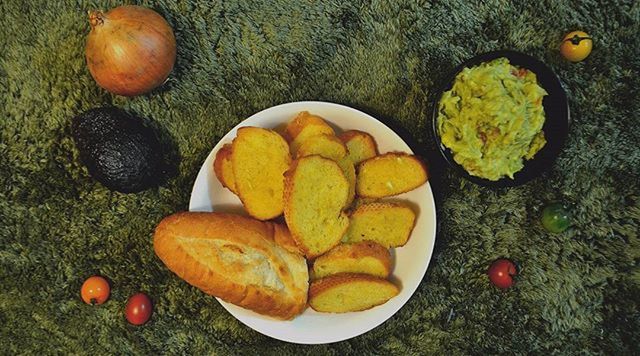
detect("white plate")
[189,101,437,344]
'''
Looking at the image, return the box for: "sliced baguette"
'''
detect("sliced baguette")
[153,212,308,320]
[231,127,291,220]
[285,111,335,155]
[337,159,356,206]
[213,144,237,194]
[284,155,350,259]
[343,202,416,248]
[296,134,347,160]
[296,134,356,206]
[339,130,379,165]
[310,241,392,280]
[309,273,399,313]
[356,152,428,198]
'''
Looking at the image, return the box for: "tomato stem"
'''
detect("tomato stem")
[88,10,105,28]
[90,298,97,305]
[567,34,592,45]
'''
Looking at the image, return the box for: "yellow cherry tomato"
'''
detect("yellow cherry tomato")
[560,31,593,62]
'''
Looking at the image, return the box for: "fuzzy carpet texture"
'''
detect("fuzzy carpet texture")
[1,0,639,354]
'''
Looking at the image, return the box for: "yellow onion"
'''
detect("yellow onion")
[86,5,176,96]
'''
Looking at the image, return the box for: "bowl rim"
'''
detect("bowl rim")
[430,50,570,188]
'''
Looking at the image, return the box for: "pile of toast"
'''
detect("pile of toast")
[154,111,428,319]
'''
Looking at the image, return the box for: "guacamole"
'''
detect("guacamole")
[437,58,547,181]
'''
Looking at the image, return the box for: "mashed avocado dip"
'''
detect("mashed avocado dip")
[437,58,547,181]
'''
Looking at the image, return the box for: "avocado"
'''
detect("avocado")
[72,107,165,193]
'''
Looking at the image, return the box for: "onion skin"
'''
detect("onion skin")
[86,6,176,96]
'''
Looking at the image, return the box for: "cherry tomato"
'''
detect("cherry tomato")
[542,202,572,233]
[487,259,518,289]
[81,276,110,305]
[560,30,593,62]
[125,293,153,325]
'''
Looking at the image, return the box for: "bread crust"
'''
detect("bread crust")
[153,212,308,320]
[213,144,237,194]
[352,201,413,215]
[339,129,377,143]
[270,221,303,255]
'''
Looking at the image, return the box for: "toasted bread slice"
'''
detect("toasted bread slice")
[285,111,335,155]
[310,241,392,280]
[337,159,356,206]
[153,212,308,320]
[285,111,335,141]
[356,153,428,198]
[231,127,291,220]
[296,134,356,205]
[339,130,379,165]
[344,202,416,248]
[296,134,347,160]
[309,273,399,313]
[284,156,350,259]
[213,144,238,194]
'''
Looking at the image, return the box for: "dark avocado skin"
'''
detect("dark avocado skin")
[72,107,163,193]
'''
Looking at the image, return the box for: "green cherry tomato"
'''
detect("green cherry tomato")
[542,202,572,233]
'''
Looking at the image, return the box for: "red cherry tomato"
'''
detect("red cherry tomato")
[125,293,153,325]
[487,259,518,289]
[81,276,110,305]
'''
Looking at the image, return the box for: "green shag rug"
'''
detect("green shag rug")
[1,0,639,354]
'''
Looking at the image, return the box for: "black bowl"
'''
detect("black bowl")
[431,50,569,188]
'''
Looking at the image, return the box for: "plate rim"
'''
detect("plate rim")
[189,101,437,344]
[430,50,570,188]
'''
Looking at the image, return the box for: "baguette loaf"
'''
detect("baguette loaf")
[153,212,308,320]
